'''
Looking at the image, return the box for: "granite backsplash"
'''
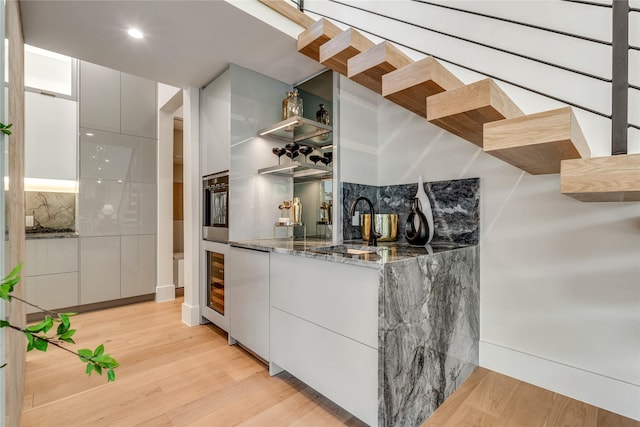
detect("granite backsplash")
[342,178,479,244]
[25,191,76,233]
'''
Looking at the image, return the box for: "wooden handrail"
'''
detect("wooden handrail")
[258,0,315,29]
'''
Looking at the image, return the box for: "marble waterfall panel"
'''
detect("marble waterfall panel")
[378,246,480,427]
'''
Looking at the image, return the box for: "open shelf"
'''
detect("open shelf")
[258,161,332,179]
[258,116,333,148]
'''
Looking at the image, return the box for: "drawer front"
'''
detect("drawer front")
[25,272,79,314]
[25,239,79,277]
[270,252,379,349]
[271,307,378,426]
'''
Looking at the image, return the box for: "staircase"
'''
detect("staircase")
[264,1,640,202]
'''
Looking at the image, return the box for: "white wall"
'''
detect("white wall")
[338,76,640,420]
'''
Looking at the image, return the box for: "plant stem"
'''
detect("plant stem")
[9,295,59,318]
[5,324,82,359]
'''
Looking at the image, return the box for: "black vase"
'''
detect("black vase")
[404,198,430,246]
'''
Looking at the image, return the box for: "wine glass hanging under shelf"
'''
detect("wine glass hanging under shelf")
[258,116,332,148]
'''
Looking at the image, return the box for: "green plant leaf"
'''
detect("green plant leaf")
[0,320,10,328]
[33,338,48,352]
[107,369,116,382]
[93,344,104,357]
[78,349,93,361]
[25,333,35,352]
[93,365,102,376]
[85,363,94,376]
[0,363,6,369]
[58,329,76,343]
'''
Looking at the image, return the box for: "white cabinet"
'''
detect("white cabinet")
[79,236,121,304]
[200,68,230,175]
[80,61,157,139]
[228,246,270,361]
[80,61,120,133]
[121,235,156,298]
[24,239,79,314]
[269,252,379,426]
[121,73,157,139]
[25,92,77,181]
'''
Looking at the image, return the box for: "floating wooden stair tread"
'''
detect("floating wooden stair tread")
[560,154,640,202]
[297,18,343,62]
[382,57,465,117]
[347,42,413,94]
[427,79,524,147]
[483,107,591,175]
[319,28,375,76]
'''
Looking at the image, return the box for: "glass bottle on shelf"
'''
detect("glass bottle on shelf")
[282,91,291,121]
[316,104,330,125]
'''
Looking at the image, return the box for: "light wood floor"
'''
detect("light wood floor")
[21,298,639,427]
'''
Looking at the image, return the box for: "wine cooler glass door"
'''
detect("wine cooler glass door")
[207,251,225,315]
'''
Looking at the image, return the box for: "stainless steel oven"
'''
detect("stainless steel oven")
[203,171,229,242]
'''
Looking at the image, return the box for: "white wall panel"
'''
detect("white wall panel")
[373,98,640,420]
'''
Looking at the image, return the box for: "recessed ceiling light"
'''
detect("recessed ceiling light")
[85,132,94,136]
[127,28,144,39]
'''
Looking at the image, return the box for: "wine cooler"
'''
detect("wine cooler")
[202,248,228,331]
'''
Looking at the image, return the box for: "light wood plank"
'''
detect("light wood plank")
[22,298,640,427]
[494,381,556,426]
[547,394,599,427]
[347,41,413,94]
[427,78,524,147]
[297,18,343,62]
[484,107,591,175]
[320,28,375,76]
[258,0,315,29]
[382,56,465,117]
[560,153,640,202]
[464,369,520,418]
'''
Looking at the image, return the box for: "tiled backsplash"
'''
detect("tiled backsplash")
[25,191,76,232]
[342,178,479,244]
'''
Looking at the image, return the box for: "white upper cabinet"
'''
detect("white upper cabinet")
[80,61,120,133]
[200,68,231,175]
[25,91,77,181]
[121,73,157,139]
[80,61,157,139]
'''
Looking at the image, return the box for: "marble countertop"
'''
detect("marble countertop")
[26,232,79,240]
[230,238,475,268]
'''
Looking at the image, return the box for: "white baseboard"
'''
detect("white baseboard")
[181,302,200,326]
[480,341,640,421]
[155,284,175,302]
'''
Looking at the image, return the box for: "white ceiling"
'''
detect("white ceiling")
[19,0,325,89]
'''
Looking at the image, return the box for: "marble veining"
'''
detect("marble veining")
[25,191,76,233]
[379,246,480,426]
[343,178,479,245]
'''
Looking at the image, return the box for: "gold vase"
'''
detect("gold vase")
[361,214,398,242]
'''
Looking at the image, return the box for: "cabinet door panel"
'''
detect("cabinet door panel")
[25,239,78,277]
[121,235,156,298]
[270,253,379,349]
[271,307,378,426]
[80,61,120,133]
[26,272,78,314]
[121,73,157,139]
[25,92,77,180]
[228,247,269,361]
[80,129,156,183]
[80,236,121,304]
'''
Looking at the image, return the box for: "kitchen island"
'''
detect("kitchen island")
[230,238,479,427]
